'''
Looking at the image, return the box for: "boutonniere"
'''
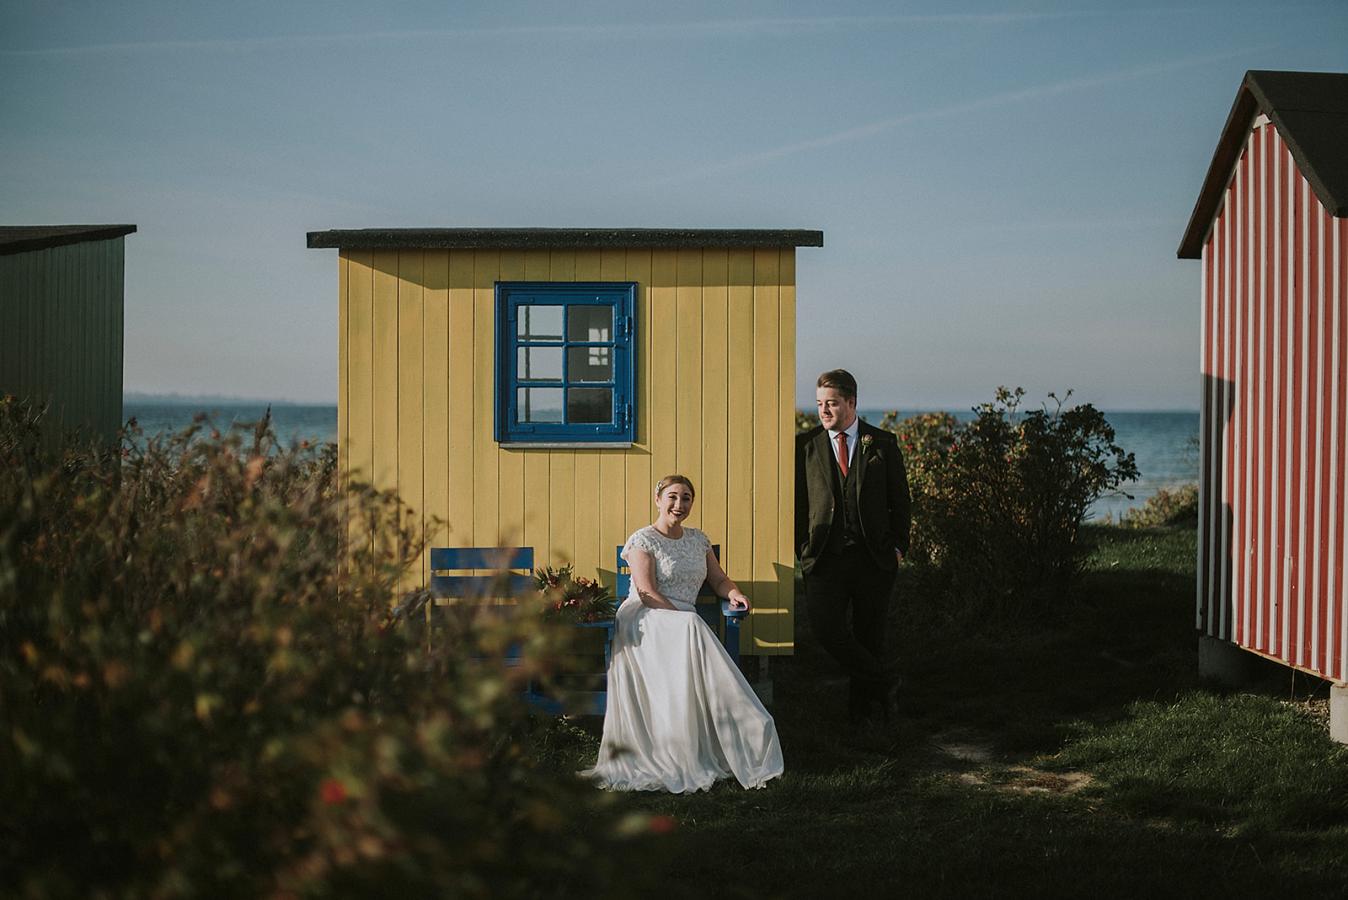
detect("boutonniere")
[860,434,874,450]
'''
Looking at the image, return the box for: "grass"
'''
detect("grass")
[532,524,1348,898]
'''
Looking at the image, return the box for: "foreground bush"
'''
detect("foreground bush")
[0,398,653,898]
[884,388,1137,618]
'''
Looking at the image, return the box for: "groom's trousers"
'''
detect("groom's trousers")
[803,543,898,714]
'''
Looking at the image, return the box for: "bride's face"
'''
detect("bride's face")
[655,484,694,522]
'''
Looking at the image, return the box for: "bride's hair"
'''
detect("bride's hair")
[654,474,696,499]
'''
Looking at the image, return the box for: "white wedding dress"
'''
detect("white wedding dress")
[581,525,784,792]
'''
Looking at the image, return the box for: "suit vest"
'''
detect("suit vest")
[825,448,863,554]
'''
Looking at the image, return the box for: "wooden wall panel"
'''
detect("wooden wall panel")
[572,249,604,573]
[725,249,756,654]
[447,252,475,547]
[423,251,451,568]
[396,250,425,595]
[497,250,527,549]
[338,244,801,655]
[0,240,123,450]
[472,251,501,549]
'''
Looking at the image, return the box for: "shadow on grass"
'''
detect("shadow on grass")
[532,525,1348,897]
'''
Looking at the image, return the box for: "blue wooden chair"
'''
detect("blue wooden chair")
[429,546,535,602]
[615,544,749,665]
[426,546,534,664]
[428,546,612,716]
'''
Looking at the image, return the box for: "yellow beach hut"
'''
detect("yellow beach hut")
[306,227,823,657]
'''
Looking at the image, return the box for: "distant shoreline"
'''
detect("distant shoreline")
[125,394,1199,415]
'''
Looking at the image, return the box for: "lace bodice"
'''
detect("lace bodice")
[621,525,711,610]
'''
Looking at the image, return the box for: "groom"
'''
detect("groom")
[796,369,911,724]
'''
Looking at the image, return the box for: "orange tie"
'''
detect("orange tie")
[836,431,849,477]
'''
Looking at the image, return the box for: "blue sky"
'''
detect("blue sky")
[3,1,1345,409]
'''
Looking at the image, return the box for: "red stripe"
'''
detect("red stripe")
[1335,218,1348,680]
[1316,203,1334,673]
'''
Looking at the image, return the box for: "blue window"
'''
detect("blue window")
[495,282,636,444]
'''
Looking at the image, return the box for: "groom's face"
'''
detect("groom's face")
[816,386,857,432]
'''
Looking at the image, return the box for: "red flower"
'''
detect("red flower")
[648,814,677,834]
[319,778,348,805]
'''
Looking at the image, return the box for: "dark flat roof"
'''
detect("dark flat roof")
[0,225,137,257]
[1179,70,1348,259]
[307,227,823,251]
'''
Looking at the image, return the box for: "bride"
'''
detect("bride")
[581,475,784,792]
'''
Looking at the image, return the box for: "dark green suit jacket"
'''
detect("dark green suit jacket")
[795,420,912,576]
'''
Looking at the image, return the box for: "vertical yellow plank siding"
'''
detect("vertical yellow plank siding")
[752,249,782,652]
[675,249,704,528]
[447,252,475,546]
[624,249,655,549]
[496,250,527,549]
[549,250,577,566]
[776,250,798,651]
[423,251,450,569]
[333,242,800,656]
[472,251,501,549]
[599,249,629,581]
[337,252,349,489]
[396,250,425,595]
[725,249,756,654]
[649,250,678,492]
[573,249,604,574]
[371,251,400,502]
[521,250,551,559]
[700,249,730,591]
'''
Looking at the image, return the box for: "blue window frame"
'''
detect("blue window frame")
[495,282,636,444]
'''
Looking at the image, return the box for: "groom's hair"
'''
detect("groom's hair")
[816,369,857,401]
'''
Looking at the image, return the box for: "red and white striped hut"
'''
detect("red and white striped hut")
[1179,70,1348,737]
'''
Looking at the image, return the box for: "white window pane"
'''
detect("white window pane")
[517,305,563,341]
[518,346,563,381]
[517,387,563,423]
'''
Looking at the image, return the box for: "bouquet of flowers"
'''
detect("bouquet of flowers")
[534,564,618,623]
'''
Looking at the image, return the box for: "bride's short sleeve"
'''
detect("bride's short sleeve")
[620,529,657,562]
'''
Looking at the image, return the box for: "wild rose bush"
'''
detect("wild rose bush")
[0,398,657,898]
[882,389,1138,617]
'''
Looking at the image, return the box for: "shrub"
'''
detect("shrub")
[1120,483,1199,529]
[0,397,657,898]
[887,388,1138,618]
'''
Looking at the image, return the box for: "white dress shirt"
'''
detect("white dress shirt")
[826,418,860,470]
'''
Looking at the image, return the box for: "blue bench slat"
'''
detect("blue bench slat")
[429,573,536,598]
[431,546,534,570]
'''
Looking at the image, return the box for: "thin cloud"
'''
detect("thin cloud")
[1,10,1201,57]
[652,45,1270,185]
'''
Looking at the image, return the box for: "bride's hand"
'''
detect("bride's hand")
[726,589,751,611]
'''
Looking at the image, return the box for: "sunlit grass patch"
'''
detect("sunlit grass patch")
[1052,691,1348,833]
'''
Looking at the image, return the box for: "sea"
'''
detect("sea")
[122,402,1198,522]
